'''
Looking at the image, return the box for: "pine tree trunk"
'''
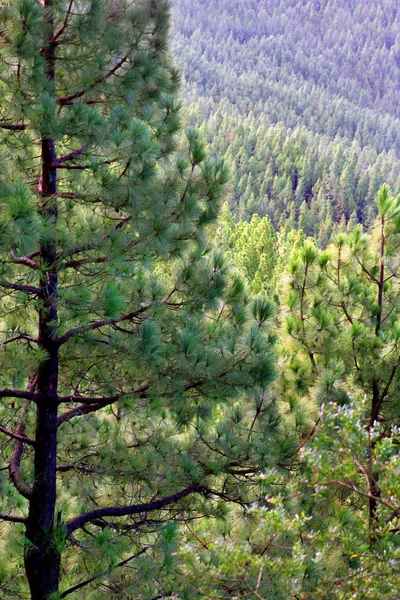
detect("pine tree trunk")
[368,216,386,542]
[24,3,61,598]
[368,378,381,543]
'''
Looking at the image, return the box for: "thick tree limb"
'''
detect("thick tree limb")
[10,249,40,270]
[0,389,40,402]
[9,442,33,500]
[9,376,37,500]
[0,121,26,131]
[0,280,41,294]
[0,513,27,524]
[66,483,207,534]
[58,304,151,345]
[60,547,148,598]
[0,423,36,446]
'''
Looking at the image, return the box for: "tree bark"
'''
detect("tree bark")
[368,215,385,543]
[24,2,61,598]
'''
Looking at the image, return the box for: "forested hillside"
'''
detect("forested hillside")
[0,2,399,600]
[172,0,400,233]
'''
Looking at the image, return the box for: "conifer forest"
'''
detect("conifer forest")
[0,1,399,599]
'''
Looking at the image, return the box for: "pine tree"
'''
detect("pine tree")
[175,188,400,600]
[282,185,400,540]
[0,2,280,598]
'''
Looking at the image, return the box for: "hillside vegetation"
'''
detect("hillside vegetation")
[172,0,400,234]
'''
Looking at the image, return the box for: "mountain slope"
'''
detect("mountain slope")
[171,0,400,234]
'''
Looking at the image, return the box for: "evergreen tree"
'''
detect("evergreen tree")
[216,212,279,295]
[0,2,280,598]
[177,188,400,600]
[282,185,400,538]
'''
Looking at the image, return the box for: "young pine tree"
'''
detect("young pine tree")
[0,2,280,598]
[176,188,400,600]
[282,185,400,541]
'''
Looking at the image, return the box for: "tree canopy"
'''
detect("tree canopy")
[0,1,283,598]
[0,2,399,600]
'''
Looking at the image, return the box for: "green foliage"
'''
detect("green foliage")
[0,183,41,254]
[0,1,284,598]
[171,0,400,234]
[173,0,400,152]
[214,210,279,294]
[184,187,400,600]
[177,401,400,600]
[1,1,399,597]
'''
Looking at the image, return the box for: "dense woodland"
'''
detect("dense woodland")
[172,0,400,236]
[0,1,399,600]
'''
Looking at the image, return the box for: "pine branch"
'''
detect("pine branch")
[60,547,148,598]
[0,280,41,294]
[58,50,133,106]
[0,121,26,131]
[0,513,27,524]
[51,0,74,44]
[57,384,149,426]
[9,375,37,500]
[66,483,207,534]
[2,334,38,346]
[57,145,89,164]
[57,304,151,345]
[0,389,40,402]
[57,393,122,405]
[0,423,36,446]
[10,250,40,270]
